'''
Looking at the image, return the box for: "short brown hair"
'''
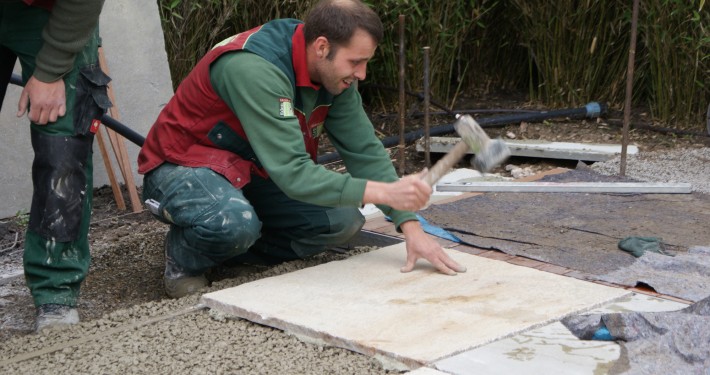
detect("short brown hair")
[303,0,383,48]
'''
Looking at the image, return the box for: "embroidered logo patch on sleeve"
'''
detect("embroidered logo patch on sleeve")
[279,98,295,117]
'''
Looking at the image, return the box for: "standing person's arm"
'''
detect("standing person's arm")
[17,0,105,125]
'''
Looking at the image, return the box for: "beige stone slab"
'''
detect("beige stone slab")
[406,367,449,375]
[201,244,629,369]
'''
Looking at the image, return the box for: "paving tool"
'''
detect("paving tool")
[423,114,510,185]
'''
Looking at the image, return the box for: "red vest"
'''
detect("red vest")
[23,0,54,10]
[138,20,330,188]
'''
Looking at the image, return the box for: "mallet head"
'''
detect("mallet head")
[454,115,511,173]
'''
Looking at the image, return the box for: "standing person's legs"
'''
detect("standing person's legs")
[1,3,111,331]
[142,163,262,298]
[239,174,365,264]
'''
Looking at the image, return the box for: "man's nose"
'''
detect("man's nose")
[354,64,367,81]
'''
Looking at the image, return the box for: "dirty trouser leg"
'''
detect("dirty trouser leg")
[142,163,262,274]
[2,3,111,307]
[238,174,365,264]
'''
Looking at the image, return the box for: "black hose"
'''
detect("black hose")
[9,73,618,165]
[317,102,607,164]
[9,71,22,86]
[100,114,145,146]
[372,108,539,120]
[0,48,18,109]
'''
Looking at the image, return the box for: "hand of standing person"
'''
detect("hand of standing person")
[17,76,66,125]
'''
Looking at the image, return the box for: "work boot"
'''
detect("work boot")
[35,304,80,332]
[164,238,208,298]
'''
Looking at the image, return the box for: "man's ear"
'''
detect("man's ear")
[315,36,330,58]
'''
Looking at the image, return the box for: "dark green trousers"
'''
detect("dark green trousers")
[142,163,365,274]
[1,3,110,307]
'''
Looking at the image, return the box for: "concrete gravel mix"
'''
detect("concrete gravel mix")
[2,144,708,374]
[1,254,394,374]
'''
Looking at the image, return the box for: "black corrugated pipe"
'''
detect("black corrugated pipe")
[317,102,607,164]
[8,73,610,161]
[101,114,146,147]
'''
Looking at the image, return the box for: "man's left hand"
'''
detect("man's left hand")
[399,220,467,276]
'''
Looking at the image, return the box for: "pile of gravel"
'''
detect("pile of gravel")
[591,147,710,194]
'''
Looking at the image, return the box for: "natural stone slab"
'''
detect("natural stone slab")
[417,137,638,162]
[202,243,629,369]
[406,367,450,375]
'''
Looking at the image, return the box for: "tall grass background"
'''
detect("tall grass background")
[158,0,709,129]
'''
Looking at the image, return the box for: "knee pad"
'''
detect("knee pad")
[29,130,93,242]
[194,201,262,255]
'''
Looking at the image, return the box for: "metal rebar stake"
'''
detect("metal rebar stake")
[621,0,640,176]
[397,14,406,175]
[423,46,431,168]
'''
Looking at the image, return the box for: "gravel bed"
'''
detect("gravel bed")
[2,146,707,374]
[0,250,395,375]
[591,147,710,193]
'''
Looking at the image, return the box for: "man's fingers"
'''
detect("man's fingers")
[16,91,29,117]
[432,258,457,276]
[35,107,49,125]
[48,106,61,123]
[402,254,459,276]
[441,254,467,273]
[400,256,417,273]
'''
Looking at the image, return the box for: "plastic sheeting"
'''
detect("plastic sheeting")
[562,296,710,374]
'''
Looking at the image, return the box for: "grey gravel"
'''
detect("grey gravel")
[0,250,394,375]
[591,147,710,193]
[2,146,708,374]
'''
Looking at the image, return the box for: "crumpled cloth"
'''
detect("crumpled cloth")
[598,246,710,302]
[617,236,672,257]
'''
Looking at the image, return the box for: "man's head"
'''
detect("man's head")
[303,0,383,95]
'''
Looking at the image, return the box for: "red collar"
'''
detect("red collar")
[292,24,320,90]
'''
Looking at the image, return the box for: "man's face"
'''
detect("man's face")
[312,29,377,95]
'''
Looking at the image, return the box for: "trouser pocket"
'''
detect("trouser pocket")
[73,64,112,135]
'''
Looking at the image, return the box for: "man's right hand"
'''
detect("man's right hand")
[17,76,66,125]
[363,170,432,211]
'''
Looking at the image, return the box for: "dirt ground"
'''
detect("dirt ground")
[1,96,707,346]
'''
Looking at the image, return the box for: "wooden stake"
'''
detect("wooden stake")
[98,47,143,212]
[95,128,126,210]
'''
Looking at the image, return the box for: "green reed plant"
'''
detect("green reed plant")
[159,0,235,88]
[157,0,708,127]
[366,0,496,110]
[158,0,494,110]
[641,0,709,125]
[158,0,314,89]
[508,0,632,107]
